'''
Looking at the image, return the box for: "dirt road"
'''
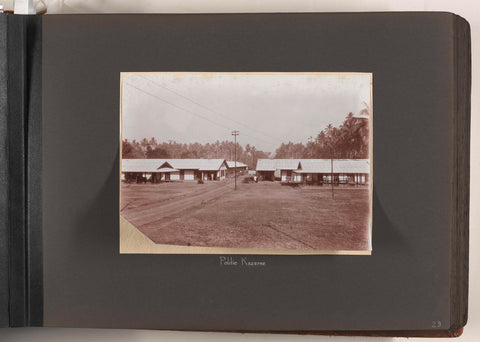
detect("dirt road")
[121,178,370,251]
[121,179,234,227]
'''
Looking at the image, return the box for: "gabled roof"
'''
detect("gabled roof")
[256,158,370,174]
[158,161,174,169]
[122,159,165,173]
[226,161,248,168]
[122,159,228,172]
[166,159,227,171]
[157,161,178,173]
[296,159,370,174]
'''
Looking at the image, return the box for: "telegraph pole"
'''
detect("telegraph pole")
[329,141,335,199]
[232,130,239,190]
[331,149,334,199]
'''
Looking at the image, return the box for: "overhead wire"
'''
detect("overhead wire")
[124,81,279,150]
[135,74,283,147]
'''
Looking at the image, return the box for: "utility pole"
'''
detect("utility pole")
[331,149,334,199]
[232,130,239,190]
[328,140,335,199]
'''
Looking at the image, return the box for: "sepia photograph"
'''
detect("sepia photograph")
[120,72,372,254]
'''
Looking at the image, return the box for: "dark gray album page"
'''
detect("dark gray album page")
[43,13,454,331]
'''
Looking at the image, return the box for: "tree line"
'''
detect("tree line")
[122,138,271,170]
[273,110,369,159]
[122,107,369,168]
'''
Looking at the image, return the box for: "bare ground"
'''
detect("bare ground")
[120,178,370,251]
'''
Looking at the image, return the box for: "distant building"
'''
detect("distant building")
[256,159,300,182]
[255,159,278,181]
[122,159,228,183]
[226,161,248,175]
[255,159,370,185]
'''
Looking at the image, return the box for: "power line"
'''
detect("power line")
[136,74,282,146]
[125,82,273,151]
[132,74,354,152]
[125,81,278,150]
[137,74,337,139]
[125,82,235,133]
[137,74,278,140]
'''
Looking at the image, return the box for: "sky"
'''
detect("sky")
[121,72,372,153]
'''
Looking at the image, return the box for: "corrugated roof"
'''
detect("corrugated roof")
[121,159,228,172]
[255,159,276,171]
[167,159,227,171]
[226,161,248,168]
[122,159,165,173]
[123,158,369,174]
[256,159,300,171]
[256,158,370,174]
[298,159,370,174]
[330,159,370,174]
[297,159,332,173]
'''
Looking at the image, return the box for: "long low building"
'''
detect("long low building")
[122,159,228,183]
[256,159,370,185]
[256,159,299,181]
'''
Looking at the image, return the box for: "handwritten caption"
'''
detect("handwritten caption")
[219,256,266,267]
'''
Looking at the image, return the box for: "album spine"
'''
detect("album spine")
[0,14,10,328]
[451,13,471,333]
[0,13,43,328]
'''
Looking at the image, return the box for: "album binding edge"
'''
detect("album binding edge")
[450,13,470,334]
